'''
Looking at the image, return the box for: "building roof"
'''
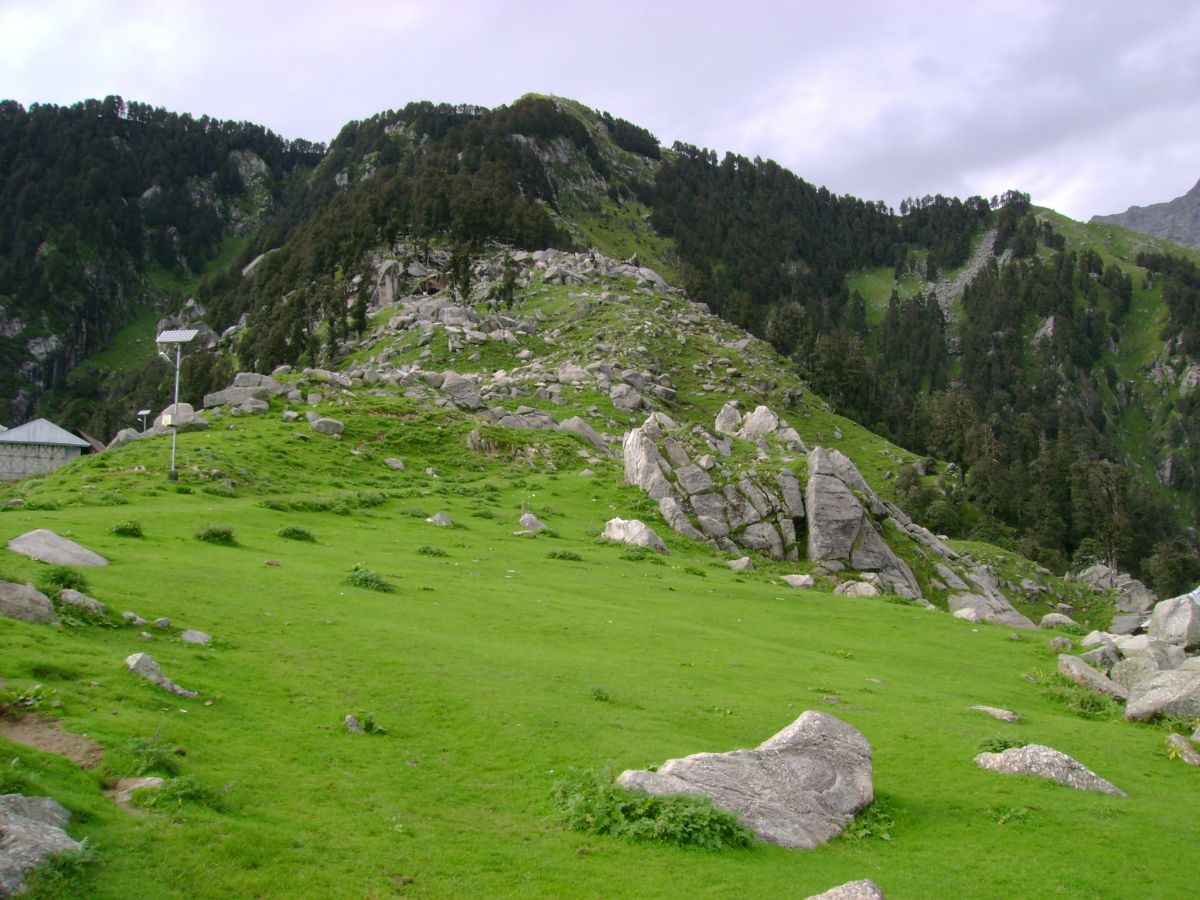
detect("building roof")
[0,418,91,448]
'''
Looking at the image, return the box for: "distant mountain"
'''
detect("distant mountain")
[1090,179,1200,249]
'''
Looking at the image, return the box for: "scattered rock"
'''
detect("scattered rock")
[122,611,148,627]
[518,513,546,532]
[1048,636,1073,652]
[805,880,886,900]
[1147,588,1200,648]
[345,714,363,734]
[728,557,753,572]
[383,457,406,470]
[1124,669,1200,722]
[104,776,164,814]
[425,512,454,527]
[124,652,198,699]
[1040,612,1078,629]
[601,518,668,554]
[1057,654,1128,701]
[970,705,1019,723]
[617,711,873,849]
[0,794,82,896]
[180,629,212,646]
[0,581,57,625]
[310,416,345,436]
[6,529,108,566]
[57,588,107,617]
[1165,733,1200,767]
[153,617,171,630]
[973,744,1126,796]
[834,581,880,597]
[782,574,815,589]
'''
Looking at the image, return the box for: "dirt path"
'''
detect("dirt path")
[0,714,105,769]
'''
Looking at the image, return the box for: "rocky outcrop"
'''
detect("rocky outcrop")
[1124,669,1200,722]
[617,711,873,849]
[974,744,1126,796]
[805,449,919,597]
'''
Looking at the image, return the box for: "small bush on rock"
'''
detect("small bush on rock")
[550,769,753,850]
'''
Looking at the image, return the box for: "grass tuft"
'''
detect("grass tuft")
[277,525,316,542]
[109,519,144,537]
[343,564,396,593]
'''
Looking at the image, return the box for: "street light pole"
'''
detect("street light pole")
[155,328,198,481]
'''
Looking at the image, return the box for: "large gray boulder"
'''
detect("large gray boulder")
[124,652,199,699]
[0,581,57,625]
[558,416,611,455]
[1124,669,1200,722]
[6,529,108,566]
[440,371,484,409]
[602,518,668,554]
[1147,588,1200,648]
[1057,654,1128,701]
[57,589,108,617]
[617,711,873,850]
[0,794,82,896]
[947,592,1037,630]
[974,744,1126,796]
[805,880,885,900]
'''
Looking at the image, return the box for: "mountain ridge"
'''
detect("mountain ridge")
[1090,178,1200,249]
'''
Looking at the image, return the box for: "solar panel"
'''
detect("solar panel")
[156,329,199,343]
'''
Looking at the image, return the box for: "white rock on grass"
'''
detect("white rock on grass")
[124,652,198,699]
[970,705,1020,723]
[1124,669,1200,722]
[0,795,82,896]
[728,557,753,572]
[1057,654,1128,701]
[0,581,57,625]
[1148,588,1200,648]
[57,588,108,616]
[518,513,546,532]
[783,574,815,589]
[601,518,668,553]
[619,711,873,849]
[425,512,454,527]
[974,744,1126,796]
[805,880,886,900]
[6,529,109,566]
[180,629,212,646]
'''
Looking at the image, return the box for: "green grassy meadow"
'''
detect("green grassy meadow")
[1,413,1196,898]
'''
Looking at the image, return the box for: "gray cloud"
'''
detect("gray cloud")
[2,0,1197,219]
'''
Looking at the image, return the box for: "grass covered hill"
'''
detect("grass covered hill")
[2,243,1198,898]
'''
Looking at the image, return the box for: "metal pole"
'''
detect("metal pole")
[170,343,181,477]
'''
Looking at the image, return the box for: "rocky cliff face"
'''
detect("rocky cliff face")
[1090,179,1200,249]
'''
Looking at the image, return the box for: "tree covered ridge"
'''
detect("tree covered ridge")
[0,96,323,422]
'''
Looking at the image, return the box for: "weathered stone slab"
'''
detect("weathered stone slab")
[974,744,1125,796]
[7,529,108,566]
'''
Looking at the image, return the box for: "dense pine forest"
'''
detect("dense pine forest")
[2,94,1197,592]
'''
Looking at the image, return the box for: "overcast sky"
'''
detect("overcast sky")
[3,0,1198,220]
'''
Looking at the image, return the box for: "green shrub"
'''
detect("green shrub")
[117,735,183,777]
[109,519,144,538]
[136,775,227,813]
[839,800,895,842]
[201,483,237,498]
[95,490,129,506]
[978,736,1028,754]
[278,525,316,542]
[0,683,56,719]
[1039,673,1124,720]
[547,550,583,561]
[590,686,610,702]
[417,545,448,557]
[343,564,396,593]
[38,566,89,594]
[194,524,237,545]
[21,842,96,895]
[550,769,753,850]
